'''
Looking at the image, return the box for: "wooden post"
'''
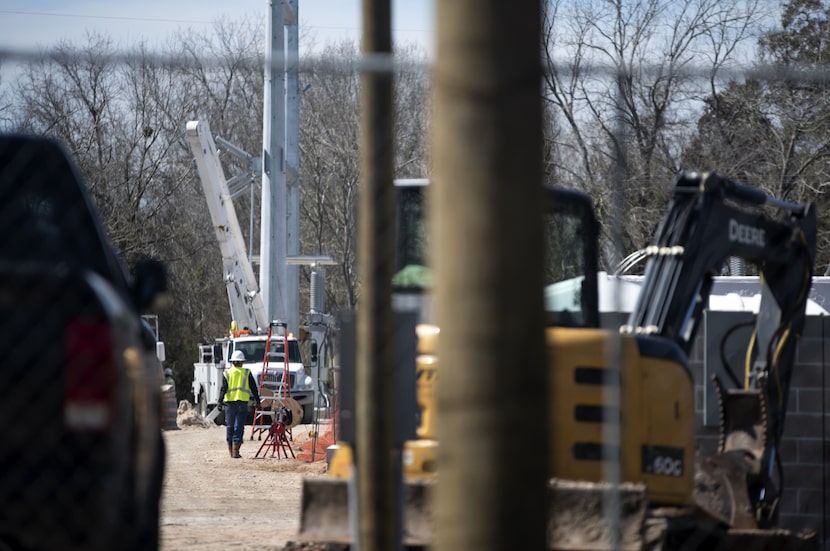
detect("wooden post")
[357,0,398,550]
[432,2,548,550]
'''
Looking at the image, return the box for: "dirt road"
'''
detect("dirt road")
[160,406,330,550]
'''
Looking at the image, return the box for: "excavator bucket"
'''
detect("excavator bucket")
[298,476,647,550]
[688,377,769,530]
[298,478,350,545]
[298,477,435,547]
[694,453,756,530]
[713,376,767,468]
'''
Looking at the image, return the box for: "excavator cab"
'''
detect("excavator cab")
[390,181,602,328]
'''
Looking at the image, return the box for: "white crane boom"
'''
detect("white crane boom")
[185,120,268,332]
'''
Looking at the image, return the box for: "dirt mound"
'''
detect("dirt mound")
[176,400,214,428]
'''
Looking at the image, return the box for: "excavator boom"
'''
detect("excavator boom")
[621,172,816,526]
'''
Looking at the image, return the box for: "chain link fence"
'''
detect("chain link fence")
[0,6,829,548]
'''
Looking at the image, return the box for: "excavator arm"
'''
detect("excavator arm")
[623,171,817,526]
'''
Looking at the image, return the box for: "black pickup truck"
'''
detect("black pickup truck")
[0,135,168,550]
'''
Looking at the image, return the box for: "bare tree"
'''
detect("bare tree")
[298,40,430,314]
[394,43,431,178]
[13,35,186,256]
[0,65,11,130]
[684,0,830,271]
[542,0,763,265]
[7,28,430,393]
[10,26,265,393]
[298,42,362,313]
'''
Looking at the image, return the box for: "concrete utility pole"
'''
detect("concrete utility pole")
[285,0,301,334]
[261,0,300,333]
[260,0,287,327]
[357,0,398,550]
[432,3,548,551]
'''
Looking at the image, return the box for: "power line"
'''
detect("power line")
[312,24,433,34]
[0,9,213,25]
[0,10,434,35]
[5,44,829,85]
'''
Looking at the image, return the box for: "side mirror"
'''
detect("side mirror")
[133,259,169,313]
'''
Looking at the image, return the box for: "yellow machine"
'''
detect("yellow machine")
[403,323,439,478]
[301,173,818,549]
[540,174,817,545]
[547,328,696,506]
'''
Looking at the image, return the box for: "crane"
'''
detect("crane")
[185,120,267,333]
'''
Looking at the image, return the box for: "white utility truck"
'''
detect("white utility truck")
[192,326,315,423]
[185,120,324,424]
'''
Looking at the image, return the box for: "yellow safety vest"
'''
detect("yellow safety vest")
[224,366,252,402]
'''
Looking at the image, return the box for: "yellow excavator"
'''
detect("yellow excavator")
[299,172,818,550]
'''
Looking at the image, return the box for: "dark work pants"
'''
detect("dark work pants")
[225,401,248,444]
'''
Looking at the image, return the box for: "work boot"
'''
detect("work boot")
[227,442,233,457]
[232,442,242,459]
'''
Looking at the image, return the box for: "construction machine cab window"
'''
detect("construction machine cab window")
[232,341,302,364]
[390,181,600,327]
[541,187,600,329]
[393,180,431,290]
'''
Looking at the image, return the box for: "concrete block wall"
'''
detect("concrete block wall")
[601,311,829,549]
[687,314,830,550]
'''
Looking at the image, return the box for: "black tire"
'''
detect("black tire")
[301,404,313,424]
[134,433,164,551]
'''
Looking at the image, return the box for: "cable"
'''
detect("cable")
[613,248,647,275]
[745,329,757,388]
[719,320,754,388]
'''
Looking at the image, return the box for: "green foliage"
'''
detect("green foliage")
[392,264,433,289]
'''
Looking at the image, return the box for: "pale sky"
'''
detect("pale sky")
[0,0,435,56]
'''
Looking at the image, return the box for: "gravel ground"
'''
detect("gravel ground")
[160,403,330,550]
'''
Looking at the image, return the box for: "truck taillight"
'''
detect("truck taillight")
[64,319,116,431]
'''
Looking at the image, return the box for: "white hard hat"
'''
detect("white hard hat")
[164,368,173,376]
[230,350,246,362]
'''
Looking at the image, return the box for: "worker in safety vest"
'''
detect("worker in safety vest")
[218,350,261,458]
